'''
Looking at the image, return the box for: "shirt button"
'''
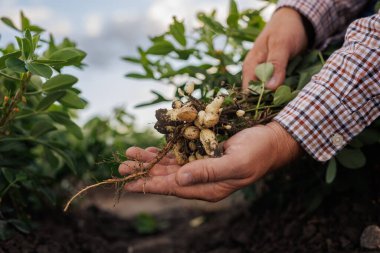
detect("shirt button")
[332,133,344,147]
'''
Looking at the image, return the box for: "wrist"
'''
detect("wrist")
[266,121,302,170]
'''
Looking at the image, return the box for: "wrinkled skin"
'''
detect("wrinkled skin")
[119,122,300,202]
[242,7,308,90]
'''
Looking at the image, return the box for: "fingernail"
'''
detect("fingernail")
[266,76,276,89]
[179,172,193,186]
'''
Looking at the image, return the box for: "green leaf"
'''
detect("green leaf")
[44,147,59,169]
[15,171,27,181]
[1,17,19,31]
[59,90,86,109]
[15,37,23,55]
[28,25,44,33]
[255,62,274,82]
[286,56,302,75]
[336,148,366,169]
[31,121,57,137]
[48,111,83,139]
[5,57,26,73]
[375,1,380,12]
[169,17,186,47]
[227,0,239,28]
[38,187,57,205]
[21,38,32,59]
[20,11,30,31]
[325,157,337,184]
[125,73,150,79]
[24,29,33,45]
[26,62,52,79]
[1,168,15,183]
[273,85,293,105]
[36,90,66,111]
[0,51,22,70]
[42,74,78,92]
[38,140,77,173]
[135,91,170,108]
[32,34,40,51]
[0,139,25,152]
[49,47,86,66]
[134,213,158,234]
[357,129,380,145]
[197,13,225,34]
[121,56,141,63]
[284,76,299,89]
[9,219,31,234]
[175,49,196,60]
[348,137,364,148]
[228,27,260,41]
[32,59,66,65]
[146,40,175,55]
[297,64,322,90]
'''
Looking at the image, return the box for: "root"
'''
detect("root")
[63,172,147,212]
[64,130,180,212]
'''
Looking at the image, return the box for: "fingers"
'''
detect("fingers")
[118,161,179,176]
[144,147,175,159]
[145,147,159,153]
[124,174,234,202]
[242,43,267,90]
[175,154,242,186]
[265,39,290,90]
[125,147,176,165]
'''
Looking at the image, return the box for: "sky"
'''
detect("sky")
[0,0,274,128]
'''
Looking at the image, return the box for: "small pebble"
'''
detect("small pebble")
[360,225,380,249]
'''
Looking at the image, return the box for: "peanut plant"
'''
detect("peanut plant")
[0,12,87,238]
[0,11,163,239]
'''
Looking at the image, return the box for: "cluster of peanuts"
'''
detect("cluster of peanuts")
[154,83,246,165]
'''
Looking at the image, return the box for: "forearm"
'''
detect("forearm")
[274,13,380,161]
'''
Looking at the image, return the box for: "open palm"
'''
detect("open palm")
[118,122,300,201]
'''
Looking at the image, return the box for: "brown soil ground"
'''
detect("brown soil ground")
[1,152,379,253]
[1,186,379,253]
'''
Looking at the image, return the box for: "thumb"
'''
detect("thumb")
[265,47,289,90]
[175,156,235,186]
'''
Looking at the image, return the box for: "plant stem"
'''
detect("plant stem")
[0,72,31,135]
[0,71,21,81]
[254,81,265,119]
[246,104,281,112]
[318,51,325,65]
[14,111,40,120]
[24,90,42,95]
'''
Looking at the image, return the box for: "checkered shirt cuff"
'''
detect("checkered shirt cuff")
[274,14,380,162]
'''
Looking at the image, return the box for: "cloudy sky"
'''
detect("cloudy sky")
[0,0,274,127]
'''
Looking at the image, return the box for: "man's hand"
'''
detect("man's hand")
[242,7,308,90]
[118,122,301,202]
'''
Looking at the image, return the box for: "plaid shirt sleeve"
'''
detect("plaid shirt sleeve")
[277,0,368,47]
[274,13,380,162]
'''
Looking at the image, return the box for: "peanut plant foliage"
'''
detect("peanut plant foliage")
[0,12,160,238]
